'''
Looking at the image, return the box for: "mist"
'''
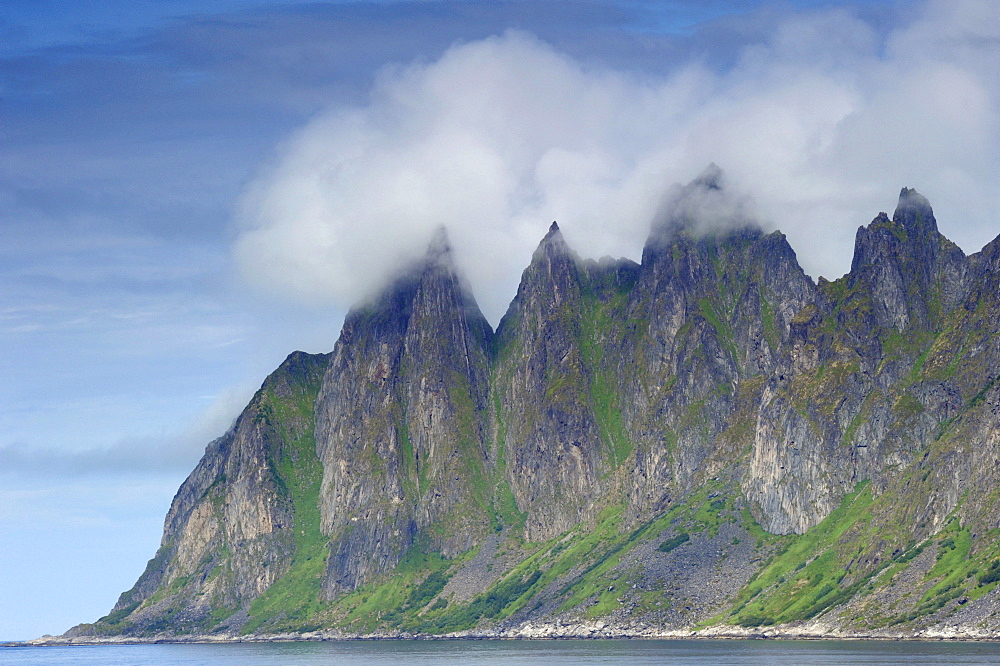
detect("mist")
[235,1,1000,325]
[0,381,257,477]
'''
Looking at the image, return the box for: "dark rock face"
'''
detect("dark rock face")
[315,229,494,597]
[80,180,1000,639]
[849,188,970,332]
[739,188,982,535]
[625,221,817,526]
[492,222,610,540]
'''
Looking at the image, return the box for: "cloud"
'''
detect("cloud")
[0,381,256,477]
[234,29,702,321]
[648,164,760,241]
[0,439,193,477]
[236,1,1000,325]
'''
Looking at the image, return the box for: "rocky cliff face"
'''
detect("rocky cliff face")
[492,222,613,541]
[741,188,980,535]
[315,229,494,597]
[75,177,1000,639]
[79,351,329,635]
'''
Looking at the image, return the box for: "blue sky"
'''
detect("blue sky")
[3,0,999,641]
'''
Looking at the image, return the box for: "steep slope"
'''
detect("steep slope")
[73,178,1000,640]
[744,189,977,535]
[621,169,817,525]
[314,228,495,599]
[71,351,330,636]
[491,222,620,541]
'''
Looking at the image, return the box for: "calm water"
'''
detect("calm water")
[1,639,999,665]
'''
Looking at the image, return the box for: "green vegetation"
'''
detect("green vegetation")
[326,534,543,635]
[578,280,636,467]
[398,417,417,497]
[698,297,740,368]
[725,482,876,627]
[875,521,991,625]
[551,483,741,619]
[97,602,140,628]
[424,570,542,633]
[760,297,780,350]
[407,570,451,609]
[243,357,330,633]
[979,560,1000,586]
[657,532,690,553]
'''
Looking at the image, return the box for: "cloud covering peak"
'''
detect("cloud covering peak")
[235,2,1000,324]
[649,164,760,238]
[235,30,681,320]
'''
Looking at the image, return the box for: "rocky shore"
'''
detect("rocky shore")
[9,618,1000,647]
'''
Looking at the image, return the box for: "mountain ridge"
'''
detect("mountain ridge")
[67,178,1000,640]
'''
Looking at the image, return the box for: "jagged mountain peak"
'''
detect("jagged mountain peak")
[643,165,760,261]
[496,221,581,338]
[691,162,723,190]
[893,187,937,237]
[384,225,460,286]
[339,224,491,350]
[851,188,943,273]
[848,188,972,331]
[533,219,572,260]
[859,188,936,242]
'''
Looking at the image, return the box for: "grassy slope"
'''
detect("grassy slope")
[240,355,330,633]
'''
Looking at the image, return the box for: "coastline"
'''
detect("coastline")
[8,620,1000,647]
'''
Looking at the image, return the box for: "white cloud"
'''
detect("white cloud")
[236,1,1000,324]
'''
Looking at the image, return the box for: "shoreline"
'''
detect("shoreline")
[7,623,1000,647]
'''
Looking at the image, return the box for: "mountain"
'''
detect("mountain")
[68,177,1000,640]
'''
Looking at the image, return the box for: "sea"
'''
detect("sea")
[1,639,999,665]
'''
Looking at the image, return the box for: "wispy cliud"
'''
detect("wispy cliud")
[235,1,1000,324]
[0,383,256,477]
[648,164,760,241]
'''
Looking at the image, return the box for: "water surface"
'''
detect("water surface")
[2,638,998,665]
